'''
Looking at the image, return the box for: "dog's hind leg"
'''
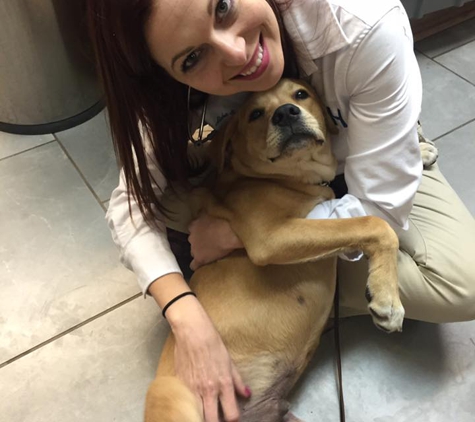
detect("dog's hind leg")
[239,367,304,422]
[144,376,203,422]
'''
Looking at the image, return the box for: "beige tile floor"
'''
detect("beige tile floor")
[1,18,475,422]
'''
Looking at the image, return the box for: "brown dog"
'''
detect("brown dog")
[145,79,405,422]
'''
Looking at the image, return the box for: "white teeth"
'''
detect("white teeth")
[241,43,264,77]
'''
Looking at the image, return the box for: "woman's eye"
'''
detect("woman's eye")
[294,89,309,100]
[180,1,233,72]
[249,109,264,122]
[182,50,202,73]
[216,0,233,22]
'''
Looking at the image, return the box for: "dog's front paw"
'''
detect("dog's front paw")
[365,286,405,333]
[420,141,438,168]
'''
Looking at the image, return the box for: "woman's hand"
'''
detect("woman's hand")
[168,297,251,422]
[188,214,243,271]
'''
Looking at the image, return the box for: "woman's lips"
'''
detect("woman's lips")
[240,44,264,76]
[233,35,270,81]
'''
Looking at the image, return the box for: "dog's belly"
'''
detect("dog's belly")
[189,253,336,419]
[190,252,336,366]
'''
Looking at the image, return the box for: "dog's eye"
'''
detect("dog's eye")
[249,109,264,122]
[294,90,309,100]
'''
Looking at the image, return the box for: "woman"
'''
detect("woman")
[86,1,475,421]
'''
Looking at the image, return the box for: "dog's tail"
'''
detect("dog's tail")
[144,376,203,422]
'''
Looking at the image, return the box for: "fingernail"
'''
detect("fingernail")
[245,386,252,397]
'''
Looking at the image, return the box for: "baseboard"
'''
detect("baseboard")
[410,1,475,41]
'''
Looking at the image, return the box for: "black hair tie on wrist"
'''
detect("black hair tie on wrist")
[162,291,197,319]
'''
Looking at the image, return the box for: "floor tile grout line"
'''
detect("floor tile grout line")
[423,52,475,89]
[54,134,107,212]
[417,50,434,61]
[431,37,475,60]
[99,201,107,212]
[432,61,475,89]
[417,49,475,90]
[0,139,56,162]
[0,293,142,370]
[432,117,475,142]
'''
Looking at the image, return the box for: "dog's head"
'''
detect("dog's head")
[212,79,338,185]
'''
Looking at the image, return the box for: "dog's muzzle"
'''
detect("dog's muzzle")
[271,104,321,154]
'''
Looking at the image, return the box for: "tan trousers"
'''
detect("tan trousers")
[338,164,475,323]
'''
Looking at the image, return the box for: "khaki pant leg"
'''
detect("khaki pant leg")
[338,164,475,323]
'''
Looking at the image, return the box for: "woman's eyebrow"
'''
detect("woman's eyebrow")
[170,0,214,70]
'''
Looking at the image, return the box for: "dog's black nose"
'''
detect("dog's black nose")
[272,104,301,127]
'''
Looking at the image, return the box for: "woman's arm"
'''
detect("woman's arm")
[340,7,423,230]
[305,6,423,233]
[106,167,183,295]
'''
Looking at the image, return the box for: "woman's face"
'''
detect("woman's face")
[145,0,285,96]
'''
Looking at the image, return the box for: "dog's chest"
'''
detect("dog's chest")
[221,180,332,221]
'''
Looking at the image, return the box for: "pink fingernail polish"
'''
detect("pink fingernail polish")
[245,386,252,397]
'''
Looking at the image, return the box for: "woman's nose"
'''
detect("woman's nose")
[212,32,247,66]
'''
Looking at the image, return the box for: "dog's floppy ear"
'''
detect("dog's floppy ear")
[209,115,238,173]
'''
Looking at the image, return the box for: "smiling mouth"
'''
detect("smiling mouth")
[240,43,263,77]
[233,35,265,79]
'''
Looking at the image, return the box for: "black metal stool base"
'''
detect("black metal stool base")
[0,100,104,136]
